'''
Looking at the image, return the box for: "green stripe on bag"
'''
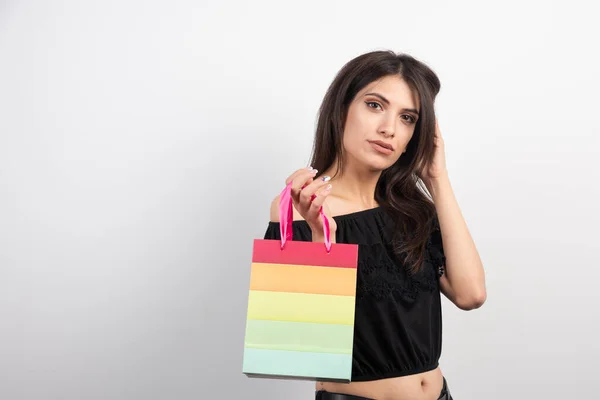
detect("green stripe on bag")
[244,320,354,354]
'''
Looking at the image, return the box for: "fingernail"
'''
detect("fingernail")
[311,169,318,174]
[321,176,330,182]
[325,184,332,191]
[307,166,313,170]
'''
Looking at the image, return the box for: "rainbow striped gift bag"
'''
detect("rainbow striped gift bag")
[242,182,359,382]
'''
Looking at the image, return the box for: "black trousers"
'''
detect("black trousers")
[315,376,453,400]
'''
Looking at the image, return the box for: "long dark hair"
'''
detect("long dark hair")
[309,50,441,274]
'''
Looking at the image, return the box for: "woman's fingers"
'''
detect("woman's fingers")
[283,168,335,232]
[285,167,314,185]
[285,167,320,186]
[309,182,332,212]
[299,175,331,209]
[303,182,332,226]
[287,168,318,203]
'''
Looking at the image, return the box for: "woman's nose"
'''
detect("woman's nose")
[378,122,395,138]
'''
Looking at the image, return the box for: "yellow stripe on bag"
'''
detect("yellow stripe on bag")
[246,290,356,325]
[249,263,357,296]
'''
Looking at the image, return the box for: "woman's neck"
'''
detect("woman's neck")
[321,163,381,209]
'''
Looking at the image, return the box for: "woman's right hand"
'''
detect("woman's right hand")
[285,167,337,241]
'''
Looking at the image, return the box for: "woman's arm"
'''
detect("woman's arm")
[426,174,487,310]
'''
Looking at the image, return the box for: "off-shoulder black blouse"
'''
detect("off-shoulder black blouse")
[263,206,446,382]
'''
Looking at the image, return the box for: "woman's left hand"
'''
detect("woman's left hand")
[420,118,448,184]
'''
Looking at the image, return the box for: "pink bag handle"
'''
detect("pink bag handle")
[279,181,332,253]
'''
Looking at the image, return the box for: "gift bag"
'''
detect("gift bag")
[242,182,359,382]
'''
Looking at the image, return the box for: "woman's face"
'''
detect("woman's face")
[342,75,420,172]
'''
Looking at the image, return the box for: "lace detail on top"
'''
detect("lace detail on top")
[356,241,441,304]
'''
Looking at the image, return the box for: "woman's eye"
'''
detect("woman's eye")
[401,115,416,123]
[366,101,382,110]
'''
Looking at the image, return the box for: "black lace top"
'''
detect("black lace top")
[263,206,446,382]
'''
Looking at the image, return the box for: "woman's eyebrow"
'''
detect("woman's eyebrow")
[364,92,419,115]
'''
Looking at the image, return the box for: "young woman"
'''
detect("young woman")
[263,50,486,400]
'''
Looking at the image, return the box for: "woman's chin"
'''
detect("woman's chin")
[364,161,394,173]
[346,152,398,172]
[363,155,398,171]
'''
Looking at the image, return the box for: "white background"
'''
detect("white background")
[1,1,598,399]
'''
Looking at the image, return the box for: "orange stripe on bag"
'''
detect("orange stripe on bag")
[249,263,357,296]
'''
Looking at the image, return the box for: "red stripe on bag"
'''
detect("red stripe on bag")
[252,239,358,268]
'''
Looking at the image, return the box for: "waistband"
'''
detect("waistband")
[315,377,451,400]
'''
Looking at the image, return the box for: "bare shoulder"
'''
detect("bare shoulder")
[269,195,281,222]
[269,194,304,222]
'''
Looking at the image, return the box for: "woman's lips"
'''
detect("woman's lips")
[368,140,393,155]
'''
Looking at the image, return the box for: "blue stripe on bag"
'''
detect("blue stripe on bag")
[242,348,352,380]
